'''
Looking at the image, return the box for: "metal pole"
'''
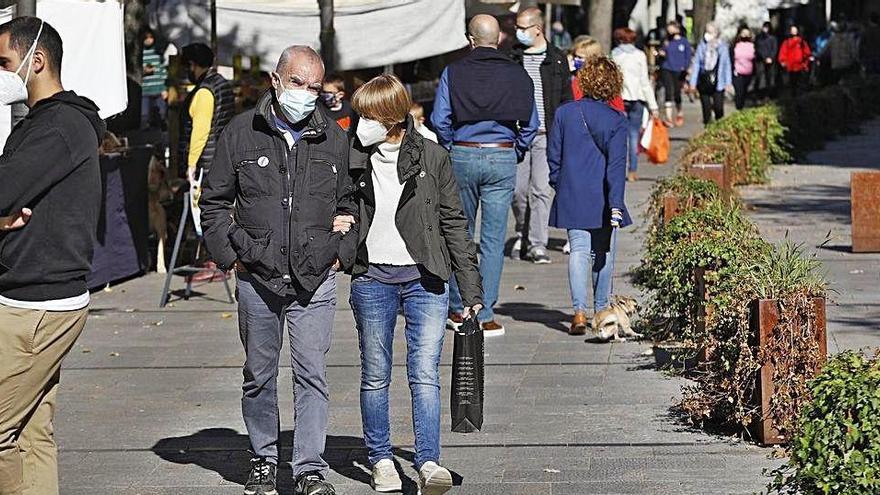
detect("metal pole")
[318,0,335,73]
[16,0,35,17]
[210,0,218,56]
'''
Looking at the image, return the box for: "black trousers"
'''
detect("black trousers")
[785,70,807,97]
[755,61,777,99]
[699,90,724,125]
[660,69,683,107]
[733,74,752,110]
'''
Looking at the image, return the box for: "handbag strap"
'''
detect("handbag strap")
[577,102,606,160]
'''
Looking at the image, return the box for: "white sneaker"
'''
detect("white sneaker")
[510,235,522,259]
[370,459,402,492]
[563,241,571,254]
[418,461,453,495]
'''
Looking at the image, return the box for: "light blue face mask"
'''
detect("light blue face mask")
[516,29,534,47]
[275,76,317,123]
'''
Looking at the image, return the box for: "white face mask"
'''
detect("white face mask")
[704,32,716,42]
[0,20,44,106]
[356,118,389,147]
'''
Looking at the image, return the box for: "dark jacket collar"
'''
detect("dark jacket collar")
[350,115,424,183]
[510,41,563,64]
[254,89,329,140]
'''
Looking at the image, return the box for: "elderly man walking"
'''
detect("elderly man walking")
[509,7,573,263]
[200,46,357,495]
[432,14,539,336]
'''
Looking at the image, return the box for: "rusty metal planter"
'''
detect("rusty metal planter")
[851,171,880,252]
[750,297,827,445]
[686,163,731,192]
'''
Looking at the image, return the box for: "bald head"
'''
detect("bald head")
[271,45,325,118]
[517,7,544,33]
[468,14,500,48]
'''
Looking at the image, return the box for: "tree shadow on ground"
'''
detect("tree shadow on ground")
[494,302,570,334]
[151,429,461,494]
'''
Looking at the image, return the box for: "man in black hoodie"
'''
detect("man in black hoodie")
[0,16,105,494]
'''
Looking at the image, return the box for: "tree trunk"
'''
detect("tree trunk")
[318,0,336,73]
[588,0,613,52]
[691,0,715,43]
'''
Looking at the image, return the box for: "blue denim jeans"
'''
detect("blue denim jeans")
[624,100,644,173]
[235,271,336,477]
[350,276,448,469]
[567,228,617,312]
[448,145,517,322]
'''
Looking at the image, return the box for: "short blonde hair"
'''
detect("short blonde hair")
[571,35,603,59]
[577,55,623,102]
[351,74,412,127]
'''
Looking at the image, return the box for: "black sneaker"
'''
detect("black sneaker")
[295,470,336,495]
[243,458,277,495]
[526,247,551,264]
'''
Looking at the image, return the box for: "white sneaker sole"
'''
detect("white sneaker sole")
[419,471,453,495]
[446,318,463,331]
[371,479,402,492]
[482,327,505,337]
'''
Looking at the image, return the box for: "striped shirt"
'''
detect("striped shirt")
[522,51,546,129]
[142,47,167,97]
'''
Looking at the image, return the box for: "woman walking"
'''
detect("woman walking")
[658,21,691,126]
[611,27,659,182]
[732,26,756,110]
[346,74,483,494]
[547,56,632,335]
[778,25,812,97]
[689,23,732,125]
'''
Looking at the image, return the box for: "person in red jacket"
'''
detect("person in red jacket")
[778,25,812,96]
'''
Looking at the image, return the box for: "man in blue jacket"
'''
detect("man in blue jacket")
[432,14,539,337]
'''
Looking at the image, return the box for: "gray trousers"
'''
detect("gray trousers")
[236,271,336,477]
[512,133,552,251]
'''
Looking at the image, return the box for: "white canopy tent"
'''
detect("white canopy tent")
[150,0,468,72]
[0,0,127,146]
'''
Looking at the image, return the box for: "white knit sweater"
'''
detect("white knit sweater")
[365,141,417,265]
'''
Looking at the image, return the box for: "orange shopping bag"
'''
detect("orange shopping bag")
[646,119,669,164]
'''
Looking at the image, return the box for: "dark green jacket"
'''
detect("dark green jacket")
[349,117,483,307]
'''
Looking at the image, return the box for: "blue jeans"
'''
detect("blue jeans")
[448,145,517,322]
[624,100,644,173]
[350,276,448,469]
[235,272,336,477]
[567,228,617,312]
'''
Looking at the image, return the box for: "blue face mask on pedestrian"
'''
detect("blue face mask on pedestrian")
[516,29,534,47]
[273,74,317,123]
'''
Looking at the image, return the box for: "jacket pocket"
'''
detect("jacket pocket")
[228,225,277,279]
[235,153,275,198]
[305,227,341,274]
[308,159,338,201]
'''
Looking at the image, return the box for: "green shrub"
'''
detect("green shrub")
[779,77,880,158]
[646,175,722,229]
[681,105,790,186]
[634,197,766,344]
[769,351,880,494]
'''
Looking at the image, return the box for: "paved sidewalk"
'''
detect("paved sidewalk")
[56,102,811,495]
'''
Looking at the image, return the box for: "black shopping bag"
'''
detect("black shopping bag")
[450,317,484,433]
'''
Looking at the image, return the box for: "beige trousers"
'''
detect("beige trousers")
[0,305,87,495]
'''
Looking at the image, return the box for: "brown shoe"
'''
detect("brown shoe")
[446,311,464,331]
[570,311,588,335]
[480,320,506,337]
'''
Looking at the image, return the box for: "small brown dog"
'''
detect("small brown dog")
[591,295,643,342]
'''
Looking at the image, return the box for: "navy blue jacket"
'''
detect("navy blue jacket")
[548,98,632,230]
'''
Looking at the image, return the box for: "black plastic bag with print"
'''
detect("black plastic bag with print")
[450,317,484,433]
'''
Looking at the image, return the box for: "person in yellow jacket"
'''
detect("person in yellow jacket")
[179,43,234,184]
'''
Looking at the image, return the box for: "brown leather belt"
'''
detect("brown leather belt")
[453,141,515,148]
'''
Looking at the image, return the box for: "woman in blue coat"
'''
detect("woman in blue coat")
[548,56,632,335]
